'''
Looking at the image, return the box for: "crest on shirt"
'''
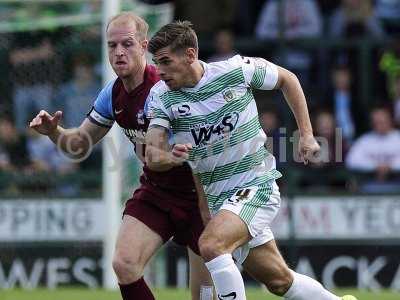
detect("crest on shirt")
[222,88,237,102]
[137,109,145,125]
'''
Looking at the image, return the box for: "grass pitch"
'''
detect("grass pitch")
[1,288,399,300]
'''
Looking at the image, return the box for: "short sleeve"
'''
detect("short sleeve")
[87,79,115,128]
[232,55,279,90]
[145,89,172,129]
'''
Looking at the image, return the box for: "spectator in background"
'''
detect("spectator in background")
[312,110,348,168]
[375,0,400,35]
[329,0,385,38]
[27,128,76,174]
[0,115,54,194]
[256,0,322,39]
[332,64,355,143]
[255,0,322,87]
[26,127,79,196]
[55,54,100,128]
[0,148,9,170]
[9,34,62,131]
[297,110,348,190]
[207,30,237,63]
[0,116,16,193]
[346,107,400,193]
[0,114,79,195]
[0,137,11,172]
[0,115,37,173]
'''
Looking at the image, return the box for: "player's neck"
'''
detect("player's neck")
[122,61,146,93]
[185,60,204,88]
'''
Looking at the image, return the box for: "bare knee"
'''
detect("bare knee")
[198,234,226,262]
[265,270,293,296]
[112,252,144,284]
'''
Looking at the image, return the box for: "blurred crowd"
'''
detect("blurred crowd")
[0,30,102,196]
[0,0,400,196]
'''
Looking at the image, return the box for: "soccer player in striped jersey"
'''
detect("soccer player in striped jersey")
[145,21,357,300]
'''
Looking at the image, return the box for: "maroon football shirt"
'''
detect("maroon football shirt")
[88,65,197,204]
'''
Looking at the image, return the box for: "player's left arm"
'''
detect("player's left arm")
[274,65,320,163]
[241,55,320,163]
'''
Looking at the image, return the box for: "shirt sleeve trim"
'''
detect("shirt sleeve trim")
[149,118,170,129]
[87,107,114,127]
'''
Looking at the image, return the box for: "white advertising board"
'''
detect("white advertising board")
[0,199,106,241]
[271,196,400,239]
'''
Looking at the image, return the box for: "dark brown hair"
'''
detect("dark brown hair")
[148,21,198,54]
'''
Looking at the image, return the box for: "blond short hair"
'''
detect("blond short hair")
[107,12,149,41]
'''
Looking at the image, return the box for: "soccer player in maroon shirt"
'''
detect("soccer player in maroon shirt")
[29,12,212,300]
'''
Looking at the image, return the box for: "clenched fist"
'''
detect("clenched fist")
[172,143,192,162]
[298,134,320,164]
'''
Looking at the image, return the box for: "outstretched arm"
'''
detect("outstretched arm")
[30,110,109,159]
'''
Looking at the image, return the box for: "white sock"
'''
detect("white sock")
[284,271,340,300]
[205,254,246,300]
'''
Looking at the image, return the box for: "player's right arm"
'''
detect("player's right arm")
[29,110,109,159]
[145,125,176,171]
[145,126,190,171]
[29,79,115,159]
[144,87,186,171]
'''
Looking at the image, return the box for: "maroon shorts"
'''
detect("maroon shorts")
[123,182,203,255]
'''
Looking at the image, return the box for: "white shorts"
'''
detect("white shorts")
[214,180,281,265]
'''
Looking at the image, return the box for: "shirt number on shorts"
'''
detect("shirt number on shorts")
[228,189,251,204]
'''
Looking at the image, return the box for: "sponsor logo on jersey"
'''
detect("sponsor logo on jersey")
[177,104,191,116]
[137,109,145,125]
[190,112,239,146]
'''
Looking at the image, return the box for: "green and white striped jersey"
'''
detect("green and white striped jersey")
[147,55,282,210]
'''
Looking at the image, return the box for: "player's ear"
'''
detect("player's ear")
[141,39,148,53]
[185,47,196,64]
